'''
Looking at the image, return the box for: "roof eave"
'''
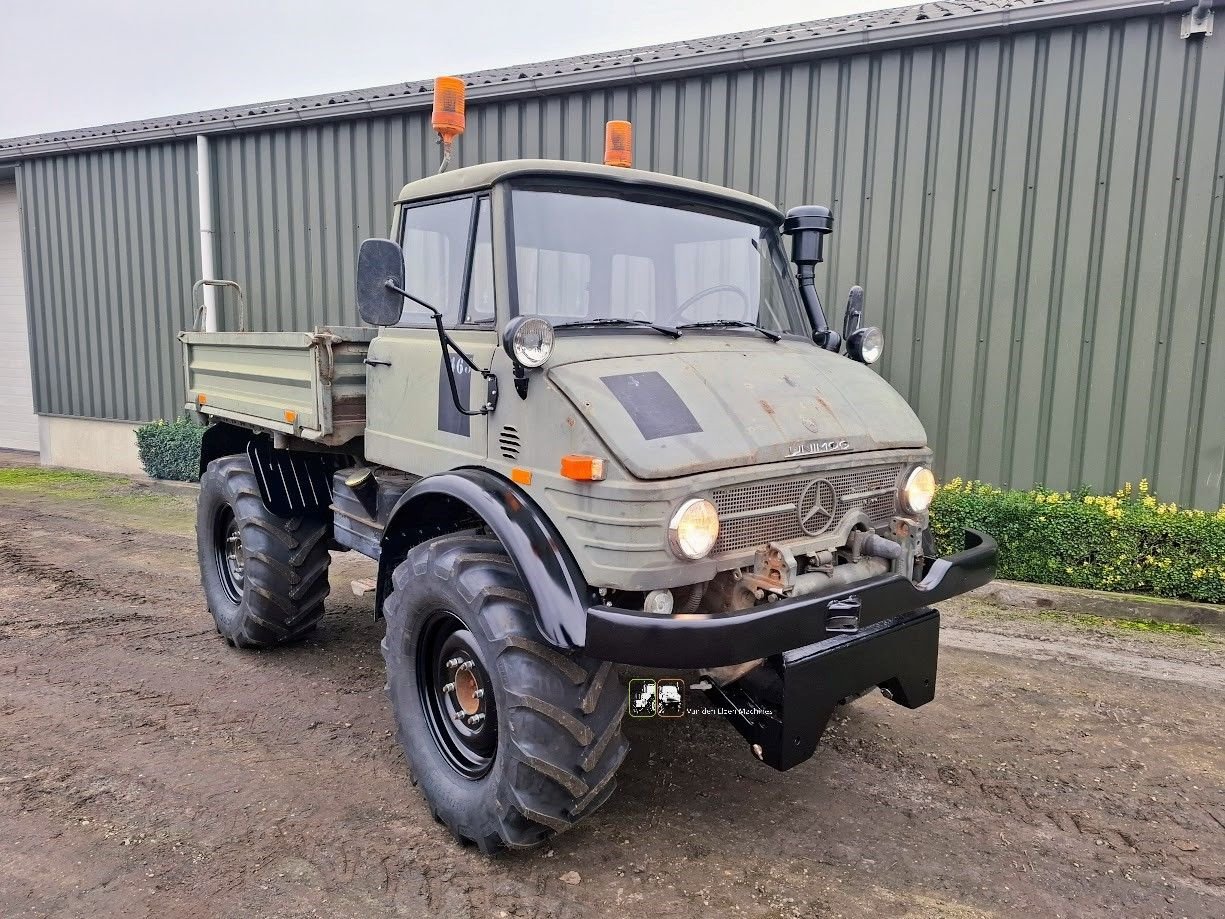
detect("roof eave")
[0,0,1183,163]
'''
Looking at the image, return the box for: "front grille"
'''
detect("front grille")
[711,464,902,555]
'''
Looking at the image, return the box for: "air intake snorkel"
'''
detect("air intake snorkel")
[783,205,841,352]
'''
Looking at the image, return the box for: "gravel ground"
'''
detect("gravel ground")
[0,468,1221,918]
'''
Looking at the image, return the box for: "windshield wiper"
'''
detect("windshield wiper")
[676,319,782,342]
[553,317,681,339]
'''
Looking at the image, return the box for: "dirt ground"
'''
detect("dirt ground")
[0,465,1222,918]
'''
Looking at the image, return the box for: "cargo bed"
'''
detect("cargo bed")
[180,326,374,445]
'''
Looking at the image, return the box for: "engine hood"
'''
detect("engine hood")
[547,337,927,480]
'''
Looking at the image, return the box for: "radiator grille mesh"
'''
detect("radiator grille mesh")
[711,464,902,555]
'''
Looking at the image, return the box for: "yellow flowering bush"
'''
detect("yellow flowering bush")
[931,477,1225,604]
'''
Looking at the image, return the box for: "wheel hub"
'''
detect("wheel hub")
[224,524,245,585]
[417,611,497,779]
[453,665,481,715]
[213,505,245,604]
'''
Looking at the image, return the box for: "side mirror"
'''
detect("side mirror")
[356,238,406,326]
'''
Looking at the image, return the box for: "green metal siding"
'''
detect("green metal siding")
[15,9,1225,508]
[18,142,199,422]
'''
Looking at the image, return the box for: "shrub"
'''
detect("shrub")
[134,417,204,482]
[930,478,1225,604]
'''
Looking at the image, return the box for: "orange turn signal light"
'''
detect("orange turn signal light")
[510,467,533,486]
[560,454,606,481]
[604,120,632,168]
[196,393,207,405]
[432,76,466,141]
[284,410,298,425]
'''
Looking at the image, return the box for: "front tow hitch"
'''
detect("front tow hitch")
[707,608,940,771]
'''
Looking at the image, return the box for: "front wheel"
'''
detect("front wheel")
[381,534,627,853]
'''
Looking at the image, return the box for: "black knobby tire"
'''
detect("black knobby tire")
[381,534,627,854]
[197,454,331,647]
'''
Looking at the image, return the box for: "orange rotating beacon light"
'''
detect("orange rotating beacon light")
[604,120,632,167]
[432,76,466,173]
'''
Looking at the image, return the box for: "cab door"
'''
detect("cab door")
[364,194,497,475]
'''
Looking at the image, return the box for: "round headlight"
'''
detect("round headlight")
[503,316,555,368]
[668,498,720,560]
[847,326,884,364]
[901,466,937,514]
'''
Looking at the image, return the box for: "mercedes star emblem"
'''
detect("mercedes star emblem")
[797,478,838,536]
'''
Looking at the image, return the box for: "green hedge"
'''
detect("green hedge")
[930,478,1225,604]
[134,417,204,482]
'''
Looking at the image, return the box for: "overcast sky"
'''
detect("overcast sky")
[0,0,897,139]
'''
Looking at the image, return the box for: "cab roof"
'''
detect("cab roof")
[394,159,783,223]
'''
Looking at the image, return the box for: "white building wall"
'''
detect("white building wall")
[0,179,39,451]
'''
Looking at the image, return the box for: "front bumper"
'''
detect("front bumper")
[583,529,997,667]
[585,528,995,772]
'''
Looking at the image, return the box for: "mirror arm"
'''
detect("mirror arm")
[841,285,864,344]
[384,279,498,416]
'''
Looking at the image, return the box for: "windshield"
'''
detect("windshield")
[508,187,809,336]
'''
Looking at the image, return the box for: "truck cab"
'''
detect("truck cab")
[364,160,933,597]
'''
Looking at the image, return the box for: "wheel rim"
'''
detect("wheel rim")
[416,609,497,779]
[213,504,245,605]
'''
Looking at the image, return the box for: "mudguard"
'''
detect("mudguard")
[198,421,254,477]
[379,468,593,649]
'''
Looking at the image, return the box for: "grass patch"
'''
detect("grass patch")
[0,466,195,536]
[0,467,125,498]
[953,600,1206,637]
[1033,611,1204,636]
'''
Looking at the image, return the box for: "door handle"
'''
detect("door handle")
[364,358,392,367]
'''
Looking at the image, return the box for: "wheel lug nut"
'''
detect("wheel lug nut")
[452,710,465,722]
[457,660,475,672]
[473,689,484,699]
[444,657,463,669]
[467,713,485,726]
[442,682,456,693]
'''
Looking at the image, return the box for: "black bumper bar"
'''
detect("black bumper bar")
[583,529,996,667]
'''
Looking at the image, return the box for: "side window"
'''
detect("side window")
[465,197,495,324]
[398,197,471,326]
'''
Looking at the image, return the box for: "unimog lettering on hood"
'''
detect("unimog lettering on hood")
[788,439,851,458]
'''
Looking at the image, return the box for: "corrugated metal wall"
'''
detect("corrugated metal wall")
[16,8,1225,508]
[18,143,199,422]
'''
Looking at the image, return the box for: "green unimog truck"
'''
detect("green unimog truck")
[181,152,996,855]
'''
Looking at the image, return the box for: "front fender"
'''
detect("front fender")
[380,468,592,649]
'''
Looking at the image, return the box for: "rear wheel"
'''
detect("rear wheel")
[196,454,331,647]
[382,534,627,853]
